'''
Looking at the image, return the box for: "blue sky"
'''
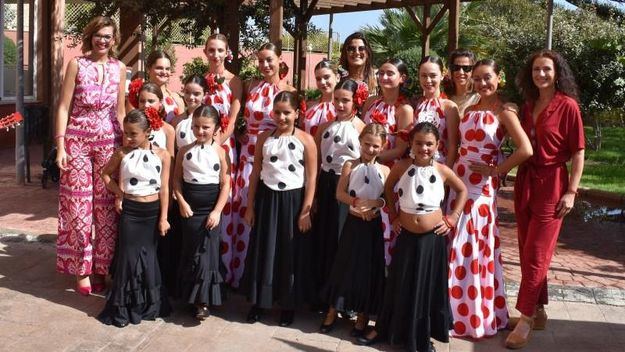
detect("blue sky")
[310,0,624,41]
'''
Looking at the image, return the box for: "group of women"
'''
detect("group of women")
[55,16,585,351]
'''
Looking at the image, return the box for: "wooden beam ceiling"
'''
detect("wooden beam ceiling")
[293,0,474,16]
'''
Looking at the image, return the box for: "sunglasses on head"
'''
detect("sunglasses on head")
[347,45,366,53]
[450,64,473,72]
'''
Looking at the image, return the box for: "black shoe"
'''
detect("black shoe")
[355,332,382,346]
[429,341,437,352]
[350,326,365,337]
[319,317,336,334]
[279,309,294,327]
[246,306,261,323]
[195,306,210,321]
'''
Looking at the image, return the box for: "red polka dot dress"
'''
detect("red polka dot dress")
[303,101,335,135]
[203,77,238,285]
[414,98,448,164]
[230,80,280,287]
[447,108,508,338]
[363,98,401,265]
[162,95,180,124]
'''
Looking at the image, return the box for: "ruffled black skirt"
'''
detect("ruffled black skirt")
[158,201,182,296]
[241,182,312,310]
[321,214,385,315]
[375,229,452,352]
[312,170,348,293]
[178,182,224,306]
[99,199,170,327]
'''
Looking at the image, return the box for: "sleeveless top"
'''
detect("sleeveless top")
[241,80,280,163]
[304,101,335,136]
[175,115,195,148]
[204,74,233,125]
[260,129,305,191]
[363,97,404,150]
[66,56,121,139]
[182,141,221,185]
[120,145,162,196]
[396,163,444,215]
[348,161,385,214]
[162,94,179,123]
[414,98,448,163]
[320,119,360,174]
[149,128,167,149]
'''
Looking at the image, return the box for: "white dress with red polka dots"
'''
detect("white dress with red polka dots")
[231,80,280,287]
[303,101,335,136]
[204,79,239,285]
[447,109,508,338]
[162,95,180,123]
[414,98,448,164]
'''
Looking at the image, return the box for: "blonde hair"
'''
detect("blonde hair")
[81,16,120,56]
[360,123,387,145]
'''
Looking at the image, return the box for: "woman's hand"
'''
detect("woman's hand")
[556,192,576,218]
[298,212,312,233]
[56,147,68,171]
[244,206,255,227]
[179,202,194,218]
[468,161,499,177]
[434,215,456,236]
[159,218,170,237]
[205,210,221,230]
[114,197,123,214]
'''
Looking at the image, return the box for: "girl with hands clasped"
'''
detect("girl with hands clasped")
[98,108,171,328]
[241,91,317,327]
[173,105,231,321]
[319,124,390,337]
[357,122,467,352]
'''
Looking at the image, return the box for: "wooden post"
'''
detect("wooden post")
[297,0,308,93]
[327,13,333,60]
[223,0,241,73]
[270,0,283,50]
[422,4,431,58]
[546,0,554,49]
[118,4,142,72]
[448,0,460,54]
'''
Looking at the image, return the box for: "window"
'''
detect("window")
[1,0,37,102]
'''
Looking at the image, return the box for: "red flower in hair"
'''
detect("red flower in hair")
[128,78,144,108]
[144,107,163,131]
[370,110,388,125]
[206,73,225,95]
[354,84,368,107]
[220,114,229,132]
[299,99,307,120]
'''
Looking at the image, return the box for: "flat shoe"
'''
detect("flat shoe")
[246,306,261,324]
[355,333,382,346]
[319,318,336,334]
[76,283,91,296]
[505,316,534,349]
[279,310,294,327]
[195,306,210,321]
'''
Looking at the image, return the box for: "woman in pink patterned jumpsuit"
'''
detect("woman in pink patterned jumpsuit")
[55,16,126,295]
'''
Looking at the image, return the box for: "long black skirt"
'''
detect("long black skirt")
[99,199,170,327]
[177,182,224,306]
[321,214,385,315]
[375,229,452,352]
[241,182,312,310]
[158,201,182,296]
[312,170,348,294]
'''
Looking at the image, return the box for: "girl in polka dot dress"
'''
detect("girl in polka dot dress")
[357,122,467,352]
[231,42,295,287]
[170,75,207,149]
[362,58,414,265]
[446,59,532,338]
[173,105,231,321]
[242,91,317,327]
[413,56,460,168]
[311,78,365,304]
[202,33,243,285]
[98,108,172,328]
[319,123,390,337]
[136,82,175,157]
[301,59,338,135]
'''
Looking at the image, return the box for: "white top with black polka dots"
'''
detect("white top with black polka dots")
[120,145,162,196]
[182,141,221,185]
[149,128,167,150]
[260,130,305,191]
[320,120,360,174]
[348,161,385,213]
[175,115,195,148]
[396,164,444,215]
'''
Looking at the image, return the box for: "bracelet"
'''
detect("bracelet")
[379,197,386,209]
[442,216,454,229]
[55,134,65,139]
[351,197,359,207]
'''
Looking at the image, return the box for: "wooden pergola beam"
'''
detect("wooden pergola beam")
[312,0,471,15]
[269,0,284,48]
[448,0,460,52]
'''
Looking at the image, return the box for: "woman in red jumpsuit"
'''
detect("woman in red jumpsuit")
[508,50,585,349]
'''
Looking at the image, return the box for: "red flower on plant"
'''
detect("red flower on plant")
[128,78,144,108]
[144,107,163,131]
[354,84,368,107]
[370,110,388,125]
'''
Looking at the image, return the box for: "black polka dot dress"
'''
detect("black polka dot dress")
[175,115,195,148]
[321,161,386,315]
[312,119,360,298]
[99,145,170,327]
[177,141,225,308]
[241,130,313,310]
[396,164,444,214]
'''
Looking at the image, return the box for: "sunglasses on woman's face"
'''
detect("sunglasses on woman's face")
[451,64,473,72]
[347,45,366,53]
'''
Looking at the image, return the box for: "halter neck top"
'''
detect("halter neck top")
[348,161,385,213]
[120,145,162,196]
[149,128,167,150]
[260,129,305,191]
[320,119,360,174]
[182,141,221,185]
[303,101,335,135]
[396,163,444,215]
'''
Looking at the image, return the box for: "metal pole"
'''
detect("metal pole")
[16,0,26,185]
[546,0,554,49]
[327,13,333,60]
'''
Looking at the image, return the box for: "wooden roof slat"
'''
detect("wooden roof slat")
[293,0,474,16]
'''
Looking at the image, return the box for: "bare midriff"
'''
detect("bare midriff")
[399,208,443,234]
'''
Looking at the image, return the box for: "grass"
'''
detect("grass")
[581,126,625,195]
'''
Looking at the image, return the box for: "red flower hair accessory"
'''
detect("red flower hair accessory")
[144,107,163,131]
[299,99,307,120]
[279,62,289,80]
[354,84,368,107]
[128,78,144,108]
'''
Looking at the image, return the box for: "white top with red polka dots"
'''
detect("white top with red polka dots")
[396,163,444,215]
[348,161,385,213]
[120,145,162,196]
[162,95,179,123]
[260,130,305,191]
[320,119,360,174]
[304,101,335,135]
[182,141,221,185]
[241,80,279,163]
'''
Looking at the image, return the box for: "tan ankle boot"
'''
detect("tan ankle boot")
[505,315,534,349]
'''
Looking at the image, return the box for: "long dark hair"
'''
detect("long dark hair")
[146,49,171,69]
[339,32,376,91]
[380,57,410,97]
[515,49,579,103]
